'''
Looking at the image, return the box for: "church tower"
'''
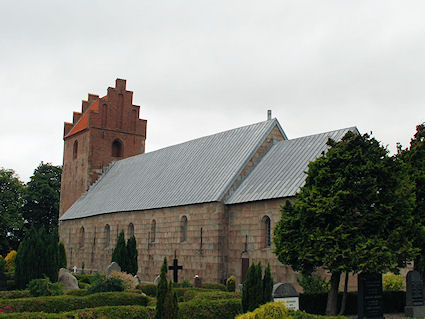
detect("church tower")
[59,79,147,218]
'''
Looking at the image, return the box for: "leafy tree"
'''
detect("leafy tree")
[274,131,417,315]
[296,272,329,294]
[126,235,138,275]
[156,257,169,319]
[112,231,129,271]
[0,168,25,254]
[15,226,59,289]
[58,241,67,269]
[23,163,61,234]
[262,263,273,304]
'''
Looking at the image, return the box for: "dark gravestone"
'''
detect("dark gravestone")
[358,273,384,319]
[272,282,300,310]
[0,271,7,291]
[405,270,425,317]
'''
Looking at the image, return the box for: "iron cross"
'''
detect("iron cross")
[168,250,183,283]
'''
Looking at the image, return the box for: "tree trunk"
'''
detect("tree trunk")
[326,272,341,316]
[338,272,349,315]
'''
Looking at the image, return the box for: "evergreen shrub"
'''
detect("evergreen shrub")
[202,282,226,291]
[86,277,124,295]
[0,290,30,299]
[28,278,64,297]
[178,298,242,319]
[78,282,90,289]
[0,292,148,313]
[111,231,128,271]
[57,242,66,270]
[126,235,138,276]
[66,305,150,319]
[136,283,157,297]
[226,276,236,292]
[65,289,87,296]
[0,256,5,273]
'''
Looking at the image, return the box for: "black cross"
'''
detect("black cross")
[168,250,183,283]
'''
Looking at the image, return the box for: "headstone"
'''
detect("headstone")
[72,265,77,273]
[0,271,7,291]
[405,270,425,317]
[58,271,79,290]
[106,262,121,276]
[358,273,384,319]
[193,275,202,288]
[272,282,299,310]
[153,274,161,285]
[134,275,140,285]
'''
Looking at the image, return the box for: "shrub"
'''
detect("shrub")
[163,281,178,318]
[66,305,150,319]
[137,283,157,297]
[297,273,329,294]
[236,301,288,319]
[263,263,273,303]
[4,250,17,273]
[6,280,16,290]
[180,278,192,288]
[78,282,90,289]
[0,292,149,313]
[383,273,405,291]
[126,235,138,276]
[57,242,67,270]
[28,278,64,297]
[109,271,137,290]
[112,231,128,272]
[0,256,5,273]
[87,277,124,294]
[179,298,242,319]
[226,276,236,292]
[0,290,30,299]
[202,282,226,291]
[242,262,263,312]
[156,257,168,319]
[65,289,87,296]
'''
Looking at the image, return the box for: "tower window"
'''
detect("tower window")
[104,224,110,248]
[73,140,78,159]
[180,216,188,242]
[112,139,123,157]
[79,226,85,248]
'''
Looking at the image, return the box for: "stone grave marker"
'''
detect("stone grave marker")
[193,275,202,288]
[106,262,121,276]
[0,271,6,291]
[357,273,384,319]
[405,270,425,317]
[272,282,299,310]
[58,268,79,290]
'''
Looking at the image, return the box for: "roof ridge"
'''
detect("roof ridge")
[285,126,358,142]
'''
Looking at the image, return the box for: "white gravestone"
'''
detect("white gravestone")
[272,282,300,311]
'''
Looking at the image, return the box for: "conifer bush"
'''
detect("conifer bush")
[28,278,64,297]
[262,263,273,303]
[111,231,128,271]
[127,235,138,275]
[86,277,124,295]
[0,256,5,273]
[155,257,168,319]
[4,250,17,272]
[57,242,67,270]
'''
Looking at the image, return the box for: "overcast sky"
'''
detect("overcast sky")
[1,1,424,182]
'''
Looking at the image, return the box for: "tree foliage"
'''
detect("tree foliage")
[126,235,138,275]
[242,262,269,312]
[273,131,417,315]
[15,227,59,289]
[111,231,129,271]
[156,257,169,319]
[0,168,25,254]
[23,163,62,234]
[262,263,274,304]
[57,241,67,269]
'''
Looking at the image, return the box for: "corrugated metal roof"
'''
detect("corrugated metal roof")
[224,127,358,204]
[60,119,283,220]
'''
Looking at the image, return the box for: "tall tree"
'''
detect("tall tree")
[274,131,417,315]
[112,231,129,271]
[263,263,273,304]
[156,257,169,319]
[0,168,25,254]
[126,235,138,275]
[23,163,61,233]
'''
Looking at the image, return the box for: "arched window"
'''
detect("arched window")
[262,216,271,248]
[112,139,123,157]
[73,140,78,159]
[79,226,85,248]
[180,216,188,242]
[104,224,110,247]
[128,223,134,238]
[151,220,156,242]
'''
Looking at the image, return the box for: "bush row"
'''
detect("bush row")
[0,292,148,313]
[178,297,242,319]
[300,291,405,315]
[0,290,30,299]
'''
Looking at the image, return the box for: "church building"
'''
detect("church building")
[59,79,358,287]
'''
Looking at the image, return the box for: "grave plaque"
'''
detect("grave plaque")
[0,271,6,291]
[273,283,300,311]
[358,273,384,319]
[405,270,425,317]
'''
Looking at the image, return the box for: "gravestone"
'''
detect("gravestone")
[72,265,77,273]
[405,270,425,317]
[358,273,384,319]
[193,275,202,288]
[58,269,79,290]
[0,271,6,291]
[106,262,121,276]
[153,274,161,285]
[272,282,299,310]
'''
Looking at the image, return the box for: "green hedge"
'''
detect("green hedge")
[0,290,30,299]
[137,283,157,297]
[0,292,148,313]
[300,291,405,315]
[65,289,87,296]
[178,298,242,319]
[0,313,65,318]
[201,282,226,291]
[66,305,150,318]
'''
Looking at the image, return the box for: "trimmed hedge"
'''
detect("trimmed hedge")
[137,283,157,297]
[0,313,65,318]
[0,292,148,313]
[65,289,87,296]
[0,290,30,299]
[201,282,226,291]
[178,298,242,319]
[300,291,405,315]
[67,305,150,318]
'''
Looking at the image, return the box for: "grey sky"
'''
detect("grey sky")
[1,1,424,182]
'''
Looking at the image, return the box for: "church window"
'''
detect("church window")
[262,216,271,248]
[79,226,85,248]
[128,223,134,238]
[112,139,123,157]
[151,220,156,242]
[73,140,78,159]
[104,224,110,247]
[180,216,188,242]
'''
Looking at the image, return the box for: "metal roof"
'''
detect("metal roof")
[224,127,358,204]
[60,119,283,220]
